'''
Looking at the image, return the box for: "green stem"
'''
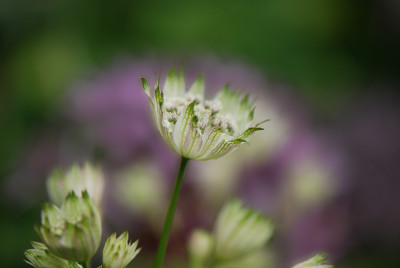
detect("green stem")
[153,157,190,268]
[80,261,91,268]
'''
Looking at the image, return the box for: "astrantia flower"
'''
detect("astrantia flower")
[102,232,141,268]
[141,68,266,160]
[36,191,102,262]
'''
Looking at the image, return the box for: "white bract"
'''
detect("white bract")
[103,232,141,268]
[142,69,266,160]
[47,163,105,207]
[213,200,273,261]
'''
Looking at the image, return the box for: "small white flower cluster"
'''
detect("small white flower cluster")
[25,163,141,268]
[142,68,266,160]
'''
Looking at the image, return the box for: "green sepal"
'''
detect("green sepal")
[140,77,150,97]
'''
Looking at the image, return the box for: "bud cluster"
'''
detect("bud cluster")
[25,163,141,268]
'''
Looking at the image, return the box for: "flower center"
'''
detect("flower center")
[162,94,237,136]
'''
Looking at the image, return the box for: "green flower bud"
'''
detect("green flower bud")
[188,229,214,267]
[25,242,82,268]
[102,232,141,268]
[213,200,273,261]
[36,191,102,262]
[47,163,104,207]
[292,253,333,268]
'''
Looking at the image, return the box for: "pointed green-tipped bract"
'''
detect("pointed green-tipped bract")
[25,242,82,268]
[141,68,266,160]
[36,191,102,262]
[292,254,333,268]
[47,162,104,207]
[213,200,273,261]
[103,232,141,268]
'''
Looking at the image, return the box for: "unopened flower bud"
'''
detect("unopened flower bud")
[102,232,141,268]
[36,191,102,262]
[188,229,214,266]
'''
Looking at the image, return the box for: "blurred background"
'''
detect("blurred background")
[1,0,399,267]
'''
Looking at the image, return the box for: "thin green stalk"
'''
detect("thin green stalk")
[153,157,190,268]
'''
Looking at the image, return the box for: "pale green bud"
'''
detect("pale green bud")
[36,191,102,262]
[213,200,273,261]
[25,242,82,268]
[141,69,267,161]
[292,253,333,268]
[102,232,141,268]
[47,163,104,207]
[188,229,214,267]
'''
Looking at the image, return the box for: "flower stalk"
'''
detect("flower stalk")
[153,157,190,268]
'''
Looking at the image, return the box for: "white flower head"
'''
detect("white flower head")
[292,254,333,268]
[141,68,267,160]
[47,162,105,207]
[213,200,273,261]
[36,191,102,262]
[102,232,141,268]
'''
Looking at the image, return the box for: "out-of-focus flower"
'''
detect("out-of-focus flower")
[36,191,101,262]
[25,242,82,268]
[102,232,141,268]
[286,159,335,209]
[188,199,274,268]
[188,229,214,268]
[114,162,167,231]
[47,163,105,207]
[213,200,273,261]
[292,253,333,268]
[141,69,266,160]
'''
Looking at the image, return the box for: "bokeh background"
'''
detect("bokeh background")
[1,0,399,267]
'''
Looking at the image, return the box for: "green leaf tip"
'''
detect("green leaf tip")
[140,77,150,96]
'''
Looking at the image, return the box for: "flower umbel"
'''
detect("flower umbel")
[25,242,82,268]
[103,232,141,268]
[141,68,266,160]
[36,191,102,262]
